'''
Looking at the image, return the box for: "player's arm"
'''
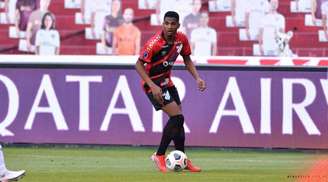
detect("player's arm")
[182,55,206,92]
[135,59,164,104]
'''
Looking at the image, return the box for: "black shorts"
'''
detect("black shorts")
[146,86,181,111]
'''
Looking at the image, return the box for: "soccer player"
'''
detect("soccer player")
[0,145,25,181]
[135,11,206,173]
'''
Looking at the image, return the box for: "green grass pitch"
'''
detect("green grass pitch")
[2,146,320,182]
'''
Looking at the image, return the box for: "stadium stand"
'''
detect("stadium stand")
[0,0,328,56]
[208,0,231,12]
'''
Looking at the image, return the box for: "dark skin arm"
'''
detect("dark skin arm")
[135,59,164,105]
[135,55,206,105]
[136,16,206,106]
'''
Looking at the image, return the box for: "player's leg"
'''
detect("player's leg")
[166,87,201,172]
[166,86,185,153]
[0,145,26,181]
[149,86,200,172]
[147,86,182,172]
[157,101,182,155]
[150,101,182,172]
[162,101,201,172]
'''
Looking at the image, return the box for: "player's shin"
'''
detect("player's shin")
[156,114,184,155]
[172,115,185,153]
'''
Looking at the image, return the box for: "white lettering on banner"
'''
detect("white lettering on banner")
[1,72,327,137]
[282,79,320,135]
[100,75,144,132]
[260,78,272,134]
[25,75,68,130]
[66,76,102,131]
[152,108,162,132]
[209,77,255,134]
[320,79,328,105]
[0,75,19,136]
[152,77,190,133]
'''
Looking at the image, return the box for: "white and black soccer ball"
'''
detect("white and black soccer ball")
[165,150,187,172]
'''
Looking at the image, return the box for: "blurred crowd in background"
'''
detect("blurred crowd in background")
[0,0,327,56]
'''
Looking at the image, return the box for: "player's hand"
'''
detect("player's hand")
[197,78,206,92]
[150,84,164,106]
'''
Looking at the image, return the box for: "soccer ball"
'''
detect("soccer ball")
[165,150,187,172]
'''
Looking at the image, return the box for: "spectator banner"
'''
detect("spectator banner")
[1,65,328,149]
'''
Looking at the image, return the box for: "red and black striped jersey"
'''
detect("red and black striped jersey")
[138,31,191,92]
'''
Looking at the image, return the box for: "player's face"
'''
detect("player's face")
[163,17,180,37]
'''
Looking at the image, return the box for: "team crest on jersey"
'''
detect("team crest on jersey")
[176,43,183,53]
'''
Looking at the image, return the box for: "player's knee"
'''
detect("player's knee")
[170,114,184,128]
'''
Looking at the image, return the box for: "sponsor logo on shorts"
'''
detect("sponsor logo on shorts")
[162,90,171,101]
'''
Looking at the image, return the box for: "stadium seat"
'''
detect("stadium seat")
[226,15,245,27]
[18,39,35,52]
[96,42,112,54]
[150,13,160,26]
[18,39,27,52]
[290,0,312,13]
[318,30,328,42]
[252,44,261,56]
[0,0,17,24]
[208,0,231,12]
[0,13,7,24]
[8,26,26,39]
[304,14,323,26]
[138,0,157,9]
[65,0,81,9]
[0,13,15,24]
[75,12,89,24]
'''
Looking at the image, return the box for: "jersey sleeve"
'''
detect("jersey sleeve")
[138,42,153,64]
[180,33,192,56]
